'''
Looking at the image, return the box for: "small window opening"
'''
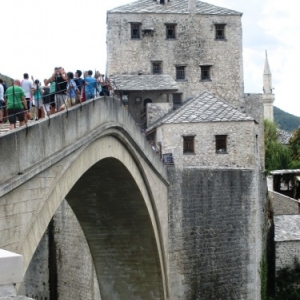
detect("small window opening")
[215,24,226,40]
[173,93,182,110]
[131,23,141,39]
[183,136,195,154]
[200,66,211,81]
[152,62,162,74]
[176,66,185,80]
[216,135,227,153]
[166,24,176,39]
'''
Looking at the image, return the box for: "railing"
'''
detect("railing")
[0,78,110,134]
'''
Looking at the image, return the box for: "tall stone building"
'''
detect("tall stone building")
[107,0,268,299]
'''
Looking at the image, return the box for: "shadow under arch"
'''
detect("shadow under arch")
[64,157,164,299]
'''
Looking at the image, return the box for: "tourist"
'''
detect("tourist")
[46,67,67,111]
[74,70,84,104]
[0,79,4,123]
[21,73,34,121]
[46,68,57,114]
[1,81,8,123]
[84,70,96,100]
[94,71,102,97]
[99,74,110,96]
[42,79,50,115]
[32,79,45,120]
[4,79,27,130]
[60,72,77,111]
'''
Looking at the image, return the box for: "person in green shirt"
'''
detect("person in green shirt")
[4,80,27,130]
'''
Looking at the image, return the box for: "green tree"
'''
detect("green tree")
[275,258,300,300]
[264,120,292,174]
[289,127,300,168]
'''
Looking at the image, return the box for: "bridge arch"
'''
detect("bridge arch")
[0,98,169,299]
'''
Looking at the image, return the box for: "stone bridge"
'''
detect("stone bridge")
[0,97,170,300]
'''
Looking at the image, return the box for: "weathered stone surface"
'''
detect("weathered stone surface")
[147,91,253,132]
[167,167,265,300]
[275,215,300,272]
[112,74,178,91]
[107,1,244,110]
[269,191,299,215]
[0,97,169,300]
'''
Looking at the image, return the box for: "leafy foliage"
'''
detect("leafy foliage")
[274,106,300,132]
[275,258,300,300]
[289,127,300,164]
[264,119,292,174]
[0,73,13,86]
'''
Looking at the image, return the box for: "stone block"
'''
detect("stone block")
[0,250,23,285]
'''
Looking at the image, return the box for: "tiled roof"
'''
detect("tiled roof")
[274,215,300,242]
[146,91,253,131]
[108,0,242,15]
[111,74,178,91]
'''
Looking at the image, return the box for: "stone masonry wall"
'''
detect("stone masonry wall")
[18,200,101,300]
[275,241,300,272]
[52,200,102,300]
[107,12,244,109]
[18,232,49,300]
[147,102,173,127]
[167,167,263,300]
[155,121,258,169]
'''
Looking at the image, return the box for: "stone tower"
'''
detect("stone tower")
[263,51,275,120]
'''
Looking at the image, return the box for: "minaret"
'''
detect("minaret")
[263,51,275,121]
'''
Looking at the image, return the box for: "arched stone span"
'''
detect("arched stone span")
[66,157,164,299]
[0,98,169,299]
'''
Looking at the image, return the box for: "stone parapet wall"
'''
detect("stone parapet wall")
[269,190,299,215]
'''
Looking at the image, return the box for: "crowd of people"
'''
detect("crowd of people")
[0,68,112,130]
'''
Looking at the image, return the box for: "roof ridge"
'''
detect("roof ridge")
[146,90,253,132]
[108,0,242,15]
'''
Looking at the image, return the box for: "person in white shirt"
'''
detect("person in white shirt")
[21,73,34,121]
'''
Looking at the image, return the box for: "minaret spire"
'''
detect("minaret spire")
[263,50,275,121]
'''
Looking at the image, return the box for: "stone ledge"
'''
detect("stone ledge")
[0,250,23,285]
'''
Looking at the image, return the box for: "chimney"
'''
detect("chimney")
[189,0,196,13]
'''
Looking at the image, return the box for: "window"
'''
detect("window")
[152,62,162,74]
[215,24,226,40]
[200,65,211,81]
[183,136,195,154]
[176,66,185,80]
[216,135,227,153]
[131,23,141,39]
[173,93,182,110]
[166,24,176,39]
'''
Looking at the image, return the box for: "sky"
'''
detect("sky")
[0,0,299,116]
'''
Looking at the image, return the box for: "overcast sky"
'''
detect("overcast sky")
[1,0,298,115]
